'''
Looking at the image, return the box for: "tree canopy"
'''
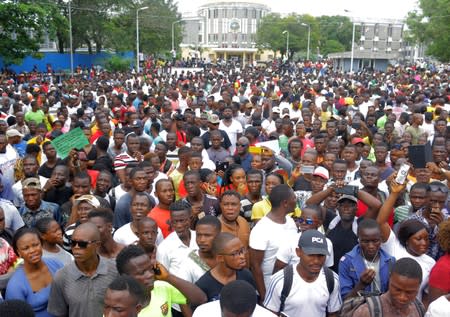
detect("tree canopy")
[256,14,353,60]
[0,0,181,65]
[406,0,450,62]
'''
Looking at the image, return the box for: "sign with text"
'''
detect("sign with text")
[51,127,89,159]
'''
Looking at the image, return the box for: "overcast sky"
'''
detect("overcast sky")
[176,0,419,21]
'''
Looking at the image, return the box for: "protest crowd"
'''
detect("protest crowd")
[0,58,449,317]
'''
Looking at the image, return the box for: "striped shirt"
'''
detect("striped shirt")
[113,152,138,171]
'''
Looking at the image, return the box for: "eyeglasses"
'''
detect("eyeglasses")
[70,239,98,249]
[294,217,314,225]
[220,247,247,258]
[429,184,449,194]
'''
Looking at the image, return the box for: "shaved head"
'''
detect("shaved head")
[73,222,101,241]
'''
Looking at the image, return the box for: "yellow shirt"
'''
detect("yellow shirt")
[251,196,301,220]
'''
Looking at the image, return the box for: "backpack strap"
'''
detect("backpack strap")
[366,296,383,317]
[413,298,426,317]
[278,265,293,315]
[324,266,335,294]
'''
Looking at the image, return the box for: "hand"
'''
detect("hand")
[133,151,143,162]
[154,262,169,281]
[335,179,346,188]
[205,183,217,196]
[426,162,440,174]
[387,172,406,193]
[292,164,302,179]
[191,204,202,217]
[429,209,444,227]
[36,135,43,144]
[237,183,247,196]
[359,268,376,286]
[217,170,225,179]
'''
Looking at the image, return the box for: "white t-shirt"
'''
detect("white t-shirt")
[249,216,297,288]
[113,222,164,246]
[276,231,334,268]
[425,295,450,317]
[193,300,276,317]
[156,230,198,276]
[177,250,210,283]
[264,267,342,317]
[382,229,435,300]
[109,184,128,202]
[0,144,18,184]
[219,119,243,154]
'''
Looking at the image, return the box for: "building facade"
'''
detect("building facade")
[180,0,270,63]
[329,21,405,72]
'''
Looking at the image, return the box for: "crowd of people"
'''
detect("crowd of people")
[0,59,449,317]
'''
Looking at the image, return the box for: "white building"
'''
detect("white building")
[180,0,271,63]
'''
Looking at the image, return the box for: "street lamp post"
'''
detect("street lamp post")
[136,6,149,73]
[171,20,182,54]
[301,23,311,61]
[350,22,355,73]
[63,0,73,76]
[282,30,289,60]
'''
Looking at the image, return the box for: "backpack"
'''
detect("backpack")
[339,294,426,317]
[278,265,335,316]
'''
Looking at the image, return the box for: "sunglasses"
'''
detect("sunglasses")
[70,239,98,249]
[294,217,314,225]
[429,184,449,194]
[236,143,248,147]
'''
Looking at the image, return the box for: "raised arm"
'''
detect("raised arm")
[376,178,406,242]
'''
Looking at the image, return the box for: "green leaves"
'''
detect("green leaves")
[256,14,352,60]
[406,0,450,61]
[0,2,48,65]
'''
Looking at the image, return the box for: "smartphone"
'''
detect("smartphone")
[216,162,229,173]
[300,165,315,174]
[395,164,410,184]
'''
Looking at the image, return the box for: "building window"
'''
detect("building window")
[252,10,256,18]
[233,8,237,18]
[198,35,202,43]
[244,9,248,18]
[213,9,218,18]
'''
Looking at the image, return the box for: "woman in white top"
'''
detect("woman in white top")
[377,177,435,302]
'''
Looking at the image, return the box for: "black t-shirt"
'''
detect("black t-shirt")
[38,159,63,178]
[195,269,256,302]
[201,130,232,150]
[327,221,358,273]
[43,186,74,207]
[293,175,312,191]
[92,155,114,174]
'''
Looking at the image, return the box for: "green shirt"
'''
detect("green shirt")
[25,109,46,124]
[139,281,187,317]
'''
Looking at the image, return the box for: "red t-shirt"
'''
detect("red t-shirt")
[429,253,450,292]
[357,200,394,227]
[147,206,172,238]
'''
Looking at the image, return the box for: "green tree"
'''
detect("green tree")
[406,0,450,61]
[104,0,181,55]
[257,14,352,60]
[0,2,54,65]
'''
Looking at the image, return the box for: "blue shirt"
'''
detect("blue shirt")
[19,200,61,228]
[338,245,395,299]
[6,258,64,317]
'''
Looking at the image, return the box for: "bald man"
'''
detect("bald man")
[48,222,119,317]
